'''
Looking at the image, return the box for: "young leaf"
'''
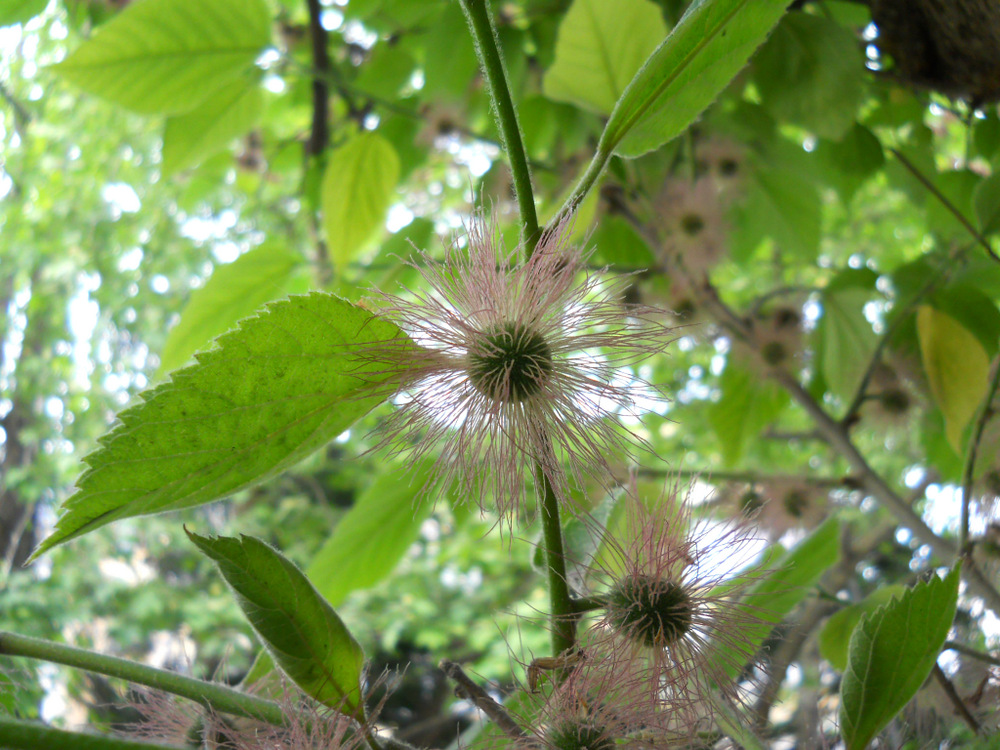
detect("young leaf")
[307,458,436,607]
[916,305,990,452]
[605,0,793,158]
[186,530,367,719]
[162,76,264,177]
[157,243,309,377]
[820,286,879,403]
[321,132,400,270]
[818,585,906,672]
[31,294,407,559]
[541,0,666,116]
[839,566,960,750]
[51,0,271,115]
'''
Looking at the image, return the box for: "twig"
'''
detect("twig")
[944,640,1000,668]
[438,660,525,741]
[960,354,1000,556]
[890,148,1000,263]
[932,663,981,735]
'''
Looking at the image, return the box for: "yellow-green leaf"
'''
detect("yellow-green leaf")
[542,0,666,116]
[321,132,400,270]
[916,305,990,452]
[51,0,271,115]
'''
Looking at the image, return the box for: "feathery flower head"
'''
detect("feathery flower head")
[583,485,768,714]
[369,215,674,519]
[653,177,728,278]
[513,649,693,750]
[754,478,828,539]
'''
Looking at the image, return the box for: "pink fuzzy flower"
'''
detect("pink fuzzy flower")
[368,216,674,520]
[582,486,770,721]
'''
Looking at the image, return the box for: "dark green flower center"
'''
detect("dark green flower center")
[467,322,553,403]
[783,490,808,518]
[880,387,910,415]
[739,489,763,516]
[546,722,615,750]
[680,212,706,236]
[606,575,694,648]
[761,340,787,365]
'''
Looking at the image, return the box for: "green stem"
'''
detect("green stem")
[0,631,286,727]
[0,716,184,750]
[538,465,576,656]
[460,0,574,658]
[458,0,540,253]
[961,353,1000,556]
[551,144,613,235]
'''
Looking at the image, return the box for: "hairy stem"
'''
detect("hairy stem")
[439,660,525,740]
[539,464,577,656]
[0,631,286,727]
[0,716,185,750]
[458,0,540,252]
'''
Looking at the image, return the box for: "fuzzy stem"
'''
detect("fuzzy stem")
[0,631,286,727]
[0,716,184,750]
[460,0,575,657]
[551,146,613,235]
[538,466,577,657]
[458,0,540,252]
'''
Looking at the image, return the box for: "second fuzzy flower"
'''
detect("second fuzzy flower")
[368,216,675,520]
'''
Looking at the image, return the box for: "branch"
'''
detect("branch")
[438,660,525,741]
[693,279,1000,613]
[932,663,982,735]
[305,0,331,157]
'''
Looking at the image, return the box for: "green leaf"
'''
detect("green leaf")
[744,164,822,259]
[51,0,271,115]
[707,361,788,466]
[32,294,407,559]
[157,244,309,377]
[839,566,960,750]
[541,0,667,116]
[916,305,990,453]
[321,132,400,270]
[821,287,879,403]
[925,170,980,241]
[815,124,885,203]
[307,459,436,608]
[187,531,366,719]
[161,76,264,177]
[818,585,906,672]
[606,0,794,158]
[719,518,841,679]
[0,0,47,27]
[753,13,865,140]
[973,172,1000,237]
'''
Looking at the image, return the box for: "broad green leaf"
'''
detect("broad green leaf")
[321,132,400,270]
[916,305,990,453]
[307,459,436,607]
[707,361,788,466]
[162,77,264,177]
[0,0,46,27]
[815,123,885,203]
[31,294,407,559]
[818,585,906,672]
[973,172,1000,237]
[925,170,980,241]
[51,0,271,115]
[839,566,960,750]
[606,0,793,158]
[753,13,865,140]
[541,0,666,116]
[745,165,821,259]
[157,244,309,377]
[187,531,366,719]
[821,287,878,403]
